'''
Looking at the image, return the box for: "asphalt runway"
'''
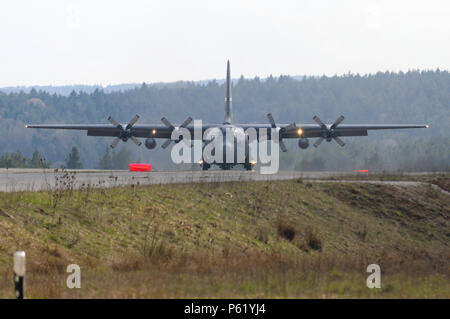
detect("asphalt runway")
[0,168,446,193]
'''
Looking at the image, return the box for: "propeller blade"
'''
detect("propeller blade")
[333,136,345,147]
[126,114,140,129]
[181,116,193,128]
[110,137,121,149]
[161,117,174,130]
[130,136,142,146]
[313,115,325,128]
[331,115,344,130]
[161,139,172,149]
[108,116,120,128]
[279,140,287,152]
[313,137,324,148]
[267,113,276,128]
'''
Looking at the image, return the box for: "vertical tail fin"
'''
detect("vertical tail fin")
[224,60,232,124]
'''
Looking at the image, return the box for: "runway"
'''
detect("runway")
[0,168,446,193]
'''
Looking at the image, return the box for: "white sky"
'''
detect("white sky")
[0,0,449,86]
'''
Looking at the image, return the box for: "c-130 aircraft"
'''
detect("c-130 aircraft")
[27,61,429,171]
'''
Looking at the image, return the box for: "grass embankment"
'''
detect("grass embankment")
[323,173,450,192]
[0,175,448,298]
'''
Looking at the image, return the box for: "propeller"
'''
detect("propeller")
[108,114,142,148]
[266,113,296,152]
[161,116,193,149]
[313,115,345,148]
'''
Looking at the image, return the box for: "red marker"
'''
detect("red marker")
[129,163,151,172]
[354,169,369,173]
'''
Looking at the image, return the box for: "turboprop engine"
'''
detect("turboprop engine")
[145,138,157,149]
[298,137,309,149]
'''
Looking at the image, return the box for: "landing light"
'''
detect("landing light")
[250,160,257,165]
[152,129,156,135]
[297,128,303,136]
[425,125,430,128]
[198,160,203,166]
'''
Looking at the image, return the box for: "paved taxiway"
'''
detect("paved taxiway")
[0,168,446,193]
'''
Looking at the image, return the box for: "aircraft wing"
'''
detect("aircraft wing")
[25,123,223,139]
[279,123,430,139]
[238,114,428,140]
[26,123,429,139]
[26,113,429,150]
[26,123,182,139]
[240,119,428,149]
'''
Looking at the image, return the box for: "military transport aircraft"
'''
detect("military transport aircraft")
[26,61,429,170]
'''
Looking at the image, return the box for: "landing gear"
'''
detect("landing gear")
[202,162,210,171]
[244,157,255,171]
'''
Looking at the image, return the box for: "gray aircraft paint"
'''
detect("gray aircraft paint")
[224,60,232,124]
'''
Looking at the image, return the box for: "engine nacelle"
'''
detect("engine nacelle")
[298,137,309,149]
[145,138,157,149]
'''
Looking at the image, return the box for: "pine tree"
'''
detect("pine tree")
[97,147,113,169]
[28,150,50,168]
[65,146,83,169]
[112,147,131,169]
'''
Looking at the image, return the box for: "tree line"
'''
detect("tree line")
[0,69,448,171]
[0,146,134,170]
[0,150,51,169]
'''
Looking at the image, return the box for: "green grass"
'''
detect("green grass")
[0,176,448,298]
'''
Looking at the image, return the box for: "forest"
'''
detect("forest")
[0,70,448,171]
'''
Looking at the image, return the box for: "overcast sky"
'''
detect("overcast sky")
[0,0,449,86]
